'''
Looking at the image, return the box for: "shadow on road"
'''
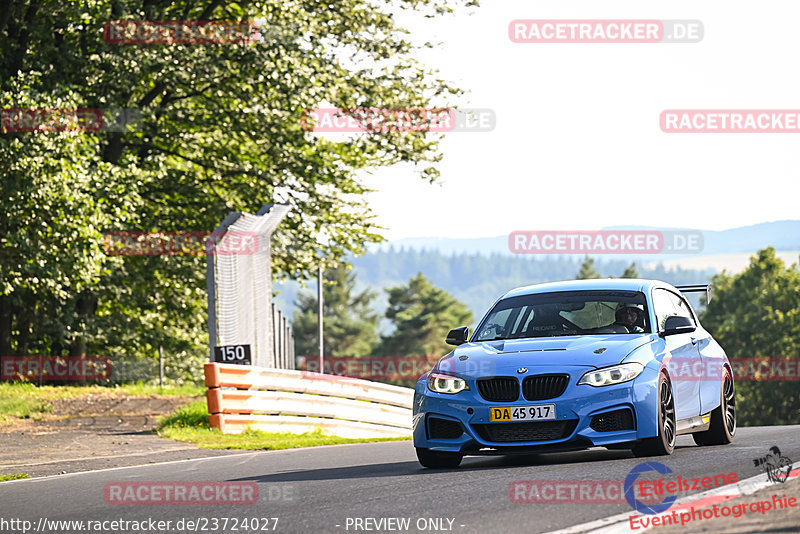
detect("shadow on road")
[228,446,704,484]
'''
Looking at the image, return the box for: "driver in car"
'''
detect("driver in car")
[613,303,645,333]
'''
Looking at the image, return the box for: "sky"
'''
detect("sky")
[356,0,800,241]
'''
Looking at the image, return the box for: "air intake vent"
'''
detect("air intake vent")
[476,377,519,402]
[522,374,570,401]
[590,409,635,432]
[472,420,578,443]
[428,417,464,439]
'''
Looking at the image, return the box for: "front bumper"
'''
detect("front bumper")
[412,365,661,454]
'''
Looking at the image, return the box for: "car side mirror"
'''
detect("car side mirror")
[446,326,469,346]
[660,315,696,337]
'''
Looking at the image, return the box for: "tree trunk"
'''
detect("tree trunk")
[68,292,97,358]
[0,296,13,377]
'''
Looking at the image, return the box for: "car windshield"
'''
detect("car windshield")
[472,290,651,341]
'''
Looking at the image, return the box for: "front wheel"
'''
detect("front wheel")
[633,372,676,457]
[693,367,735,446]
[416,448,463,469]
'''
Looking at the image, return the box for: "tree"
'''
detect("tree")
[576,256,602,279]
[620,262,639,278]
[700,248,800,426]
[292,264,378,357]
[0,0,472,371]
[381,273,473,357]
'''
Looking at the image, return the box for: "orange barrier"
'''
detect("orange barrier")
[204,363,414,438]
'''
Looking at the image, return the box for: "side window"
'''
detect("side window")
[653,289,679,331]
[669,293,697,326]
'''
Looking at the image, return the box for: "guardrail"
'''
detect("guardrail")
[204,363,414,438]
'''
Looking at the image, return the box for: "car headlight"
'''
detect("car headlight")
[427,372,470,394]
[578,363,644,387]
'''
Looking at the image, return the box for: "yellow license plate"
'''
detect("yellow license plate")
[489,404,556,422]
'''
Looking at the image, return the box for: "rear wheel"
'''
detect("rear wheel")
[416,448,463,469]
[633,372,676,457]
[693,367,735,446]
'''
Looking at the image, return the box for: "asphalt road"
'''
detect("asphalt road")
[1,426,798,534]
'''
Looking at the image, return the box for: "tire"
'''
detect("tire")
[693,367,736,446]
[416,447,463,469]
[633,372,676,457]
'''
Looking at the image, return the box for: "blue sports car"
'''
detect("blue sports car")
[413,279,736,468]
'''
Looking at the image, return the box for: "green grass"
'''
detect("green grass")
[0,382,204,422]
[157,400,410,450]
[0,387,53,421]
[157,398,211,429]
[0,473,30,482]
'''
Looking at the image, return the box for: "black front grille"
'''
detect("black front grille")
[428,417,464,439]
[590,409,635,432]
[472,420,578,443]
[522,374,570,401]
[476,377,519,402]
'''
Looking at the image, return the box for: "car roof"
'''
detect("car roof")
[501,278,676,299]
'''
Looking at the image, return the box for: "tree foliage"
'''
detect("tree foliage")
[575,256,602,279]
[380,272,472,357]
[0,0,472,374]
[574,258,639,280]
[620,262,639,279]
[700,248,800,426]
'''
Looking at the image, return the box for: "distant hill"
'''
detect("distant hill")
[649,251,800,273]
[275,249,716,330]
[276,221,797,334]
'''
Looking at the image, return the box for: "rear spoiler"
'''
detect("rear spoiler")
[675,284,712,302]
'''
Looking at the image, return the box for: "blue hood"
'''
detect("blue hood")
[434,335,654,378]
